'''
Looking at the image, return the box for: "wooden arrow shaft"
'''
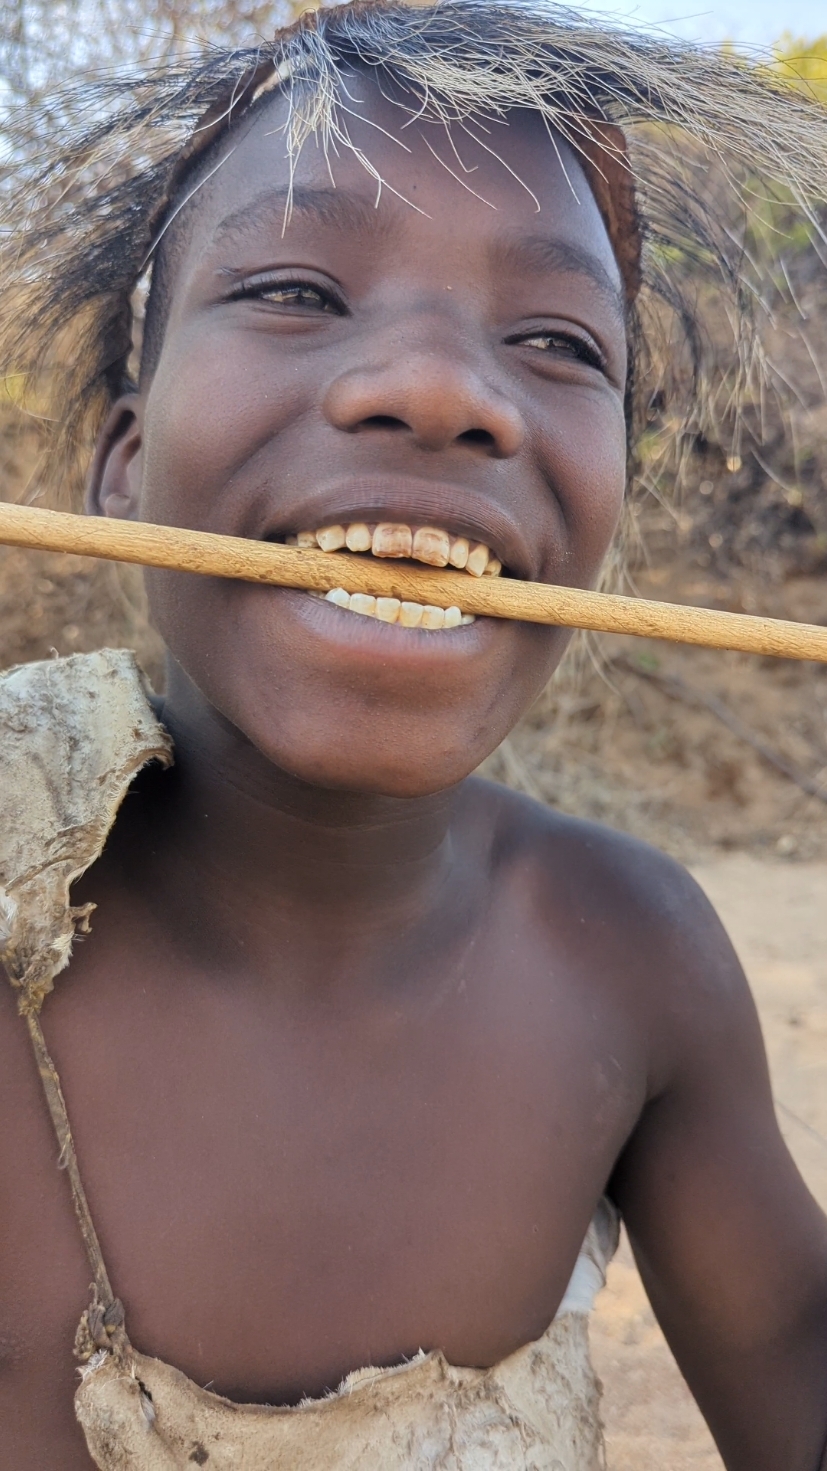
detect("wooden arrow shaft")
[1,501,826,663]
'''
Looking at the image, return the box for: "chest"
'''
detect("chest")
[0,902,641,1448]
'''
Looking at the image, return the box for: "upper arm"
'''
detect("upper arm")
[610,861,827,1471]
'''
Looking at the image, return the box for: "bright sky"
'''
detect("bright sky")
[570,0,825,47]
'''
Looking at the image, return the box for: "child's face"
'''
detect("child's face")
[103,76,629,796]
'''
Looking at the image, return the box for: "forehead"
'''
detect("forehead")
[177,71,622,301]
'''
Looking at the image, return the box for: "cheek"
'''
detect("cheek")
[138,328,309,527]
[536,391,627,582]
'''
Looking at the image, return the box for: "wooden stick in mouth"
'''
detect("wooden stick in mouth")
[1,501,826,663]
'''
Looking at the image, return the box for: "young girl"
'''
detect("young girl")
[2,3,827,1467]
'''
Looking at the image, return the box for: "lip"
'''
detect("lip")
[254,474,539,581]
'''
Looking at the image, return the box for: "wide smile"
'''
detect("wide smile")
[279,518,504,631]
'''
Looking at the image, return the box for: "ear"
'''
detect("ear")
[577,121,642,304]
[85,395,144,519]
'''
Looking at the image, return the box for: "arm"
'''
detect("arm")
[611,864,827,1471]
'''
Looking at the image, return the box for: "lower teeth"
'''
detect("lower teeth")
[313,588,474,628]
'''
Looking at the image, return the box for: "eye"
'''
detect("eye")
[507,328,606,372]
[230,276,344,315]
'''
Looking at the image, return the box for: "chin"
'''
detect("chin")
[243,707,497,798]
[156,592,560,797]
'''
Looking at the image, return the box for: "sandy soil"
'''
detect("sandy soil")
[591,855,827,1469]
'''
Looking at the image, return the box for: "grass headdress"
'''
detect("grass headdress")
[1,0,826,509]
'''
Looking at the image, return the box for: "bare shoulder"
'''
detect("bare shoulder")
[463,775,757,1091]
[465,771,726,939]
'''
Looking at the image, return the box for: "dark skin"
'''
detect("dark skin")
[2,78,827,1470]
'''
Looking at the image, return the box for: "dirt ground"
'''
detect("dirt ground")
[482,561,827,865]
[592,856,827,1469]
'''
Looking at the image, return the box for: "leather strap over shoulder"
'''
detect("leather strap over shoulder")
[0,649,172,1354]
[0,648,171,1015]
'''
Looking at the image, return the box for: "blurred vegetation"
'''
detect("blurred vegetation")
[0,0,310,165]
[771,32,827,102]
[0,0,302,88]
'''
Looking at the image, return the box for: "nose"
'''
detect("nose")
[322,349,525,459]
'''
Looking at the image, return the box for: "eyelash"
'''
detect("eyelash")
[506,330,606,371]
[229,277,606,371]
[230,276,344,313]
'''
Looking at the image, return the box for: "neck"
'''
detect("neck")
[136,670,467,988]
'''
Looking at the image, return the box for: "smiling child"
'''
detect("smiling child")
[2,3,827,1468]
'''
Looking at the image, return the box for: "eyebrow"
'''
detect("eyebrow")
[210,184,394,254]
[490,232,625,322]
[208,185,626,321]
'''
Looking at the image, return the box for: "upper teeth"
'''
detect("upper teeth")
[287,522,502,577]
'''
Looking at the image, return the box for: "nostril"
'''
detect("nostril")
[359,415,409,432]
[459,428,497,449]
